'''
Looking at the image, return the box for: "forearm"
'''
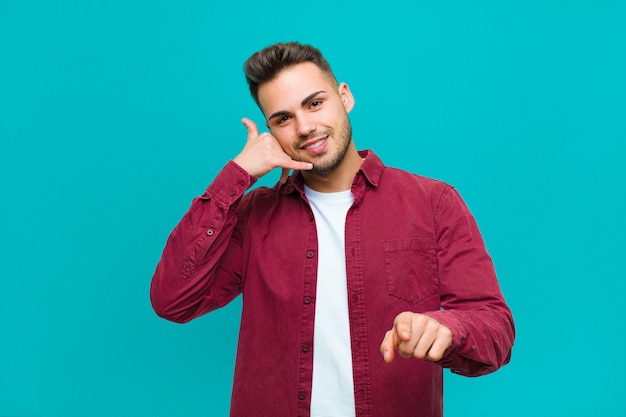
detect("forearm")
[429,186,515,376]
[150,161,254,323]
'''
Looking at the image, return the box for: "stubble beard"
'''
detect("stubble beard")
[305,117,353,176]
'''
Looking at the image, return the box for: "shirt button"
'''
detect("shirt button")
[298,392,306,400]
[307,251,314,258]
[303,296,311,304]
[302,344,310,352]
[229,190,236,196]
[206,229,214,236]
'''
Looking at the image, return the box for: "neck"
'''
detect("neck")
[301,143,363,193]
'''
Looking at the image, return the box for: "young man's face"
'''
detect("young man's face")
[257,62,355,175]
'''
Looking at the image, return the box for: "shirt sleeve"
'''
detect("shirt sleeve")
[150,161,256,323]
[423,186,515,377]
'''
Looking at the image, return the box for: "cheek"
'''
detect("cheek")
[272,131,297,153]
[324,103,348,124]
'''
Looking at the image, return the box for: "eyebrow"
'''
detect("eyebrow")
[267,90,326,122]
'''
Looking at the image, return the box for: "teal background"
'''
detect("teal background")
[1,0,624,416]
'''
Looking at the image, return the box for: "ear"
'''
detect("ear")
[338,82,355,113]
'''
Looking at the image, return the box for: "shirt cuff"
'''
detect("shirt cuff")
[422,310,465,359]
[202,160,257,206]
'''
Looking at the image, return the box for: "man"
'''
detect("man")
[151,42,514,417]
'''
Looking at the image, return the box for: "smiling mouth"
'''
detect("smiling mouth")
[301,137,327,150]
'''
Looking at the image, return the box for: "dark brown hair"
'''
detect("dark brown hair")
[244,42,337,106]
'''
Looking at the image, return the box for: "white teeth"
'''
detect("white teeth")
[304,139,325,150]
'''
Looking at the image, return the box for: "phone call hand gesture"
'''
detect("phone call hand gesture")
[233,118,313,184]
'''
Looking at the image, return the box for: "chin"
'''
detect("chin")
[308,157,342,176]
[309,166,334,176]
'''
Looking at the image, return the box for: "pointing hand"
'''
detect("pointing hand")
[380,312,452,363]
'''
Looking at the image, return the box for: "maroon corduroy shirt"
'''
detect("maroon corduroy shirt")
[151,150,515,417]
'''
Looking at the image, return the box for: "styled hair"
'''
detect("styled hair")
[244,42,337,106]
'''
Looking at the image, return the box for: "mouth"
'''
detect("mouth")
[300,136,328,151]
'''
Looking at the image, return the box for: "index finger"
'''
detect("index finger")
[380,313,412,363]
[241,117,259,142]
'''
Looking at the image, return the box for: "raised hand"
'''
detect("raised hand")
[380,312,452,363]
[233,118,313,183]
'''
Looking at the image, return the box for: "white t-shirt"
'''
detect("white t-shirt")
[305,185,356,417]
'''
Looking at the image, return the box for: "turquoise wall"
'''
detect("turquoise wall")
[1,1,624,415]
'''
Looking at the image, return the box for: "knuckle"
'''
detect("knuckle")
[436,324,451,339]
[413,313,427,325]
[412,348,426,360]
[441,326,452,338]
[426,320,439,332]
[399,347,412,358]
[395,311,409,323]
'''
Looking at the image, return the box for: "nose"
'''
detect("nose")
[295,114,316,138]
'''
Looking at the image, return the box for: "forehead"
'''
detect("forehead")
[257,62,337,115]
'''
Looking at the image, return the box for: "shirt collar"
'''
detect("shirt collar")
[280,149,385,195]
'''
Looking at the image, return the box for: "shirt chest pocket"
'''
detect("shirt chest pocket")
[383,238,438,304]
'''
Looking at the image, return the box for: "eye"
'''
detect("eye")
[309,100,322,110]
[276,115,291,125]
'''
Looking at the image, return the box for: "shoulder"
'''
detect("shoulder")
[361,150,451,195]
[380,165,453,200]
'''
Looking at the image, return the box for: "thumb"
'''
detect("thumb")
[241,117,259,142]
[394,312,413,342]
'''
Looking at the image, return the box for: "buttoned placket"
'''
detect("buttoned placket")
[345,177,374,416]
[297,198,318,416]
[285,163,378,417]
